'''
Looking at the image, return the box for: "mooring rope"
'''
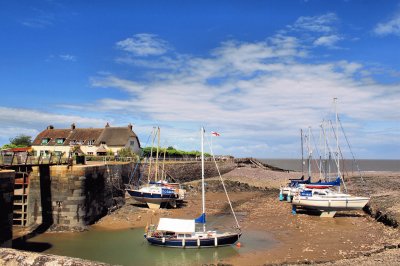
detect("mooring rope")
[205,136,241,231]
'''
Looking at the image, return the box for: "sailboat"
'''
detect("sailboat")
[291,98,370,217]
[143,127,242,247]
[125,127,184,209]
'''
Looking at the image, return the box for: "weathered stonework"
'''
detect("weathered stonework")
[27,163,133,230]
[0,170,15,248]
[139,161,237,183]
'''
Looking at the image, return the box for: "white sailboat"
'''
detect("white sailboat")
[126,127,185,209]
[143,127,241,247]
[292,98,370,217]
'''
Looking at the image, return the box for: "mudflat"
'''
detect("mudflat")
[94,165,400,265]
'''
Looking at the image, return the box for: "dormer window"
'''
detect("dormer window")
[41,138,50,145]
[88,140,95,146]
[56,138,65,145]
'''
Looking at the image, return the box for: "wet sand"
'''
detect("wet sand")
[93,165,400,265]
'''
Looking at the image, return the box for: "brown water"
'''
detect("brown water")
[259,158,400,172]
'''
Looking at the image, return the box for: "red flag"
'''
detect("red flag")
[211,131,220,136]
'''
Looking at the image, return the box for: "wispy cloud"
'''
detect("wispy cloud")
[373,12,400,36]
[291,12,338,33]
[116,33,170,56]
[20,8,55,28]
[313,35,343,47]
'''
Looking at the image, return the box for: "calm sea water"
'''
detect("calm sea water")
[22,226,275,266]
[258,159,400,172]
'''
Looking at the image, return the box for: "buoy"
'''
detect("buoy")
[236,242,242,248]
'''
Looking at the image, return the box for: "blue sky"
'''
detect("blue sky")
[0,0,399,159]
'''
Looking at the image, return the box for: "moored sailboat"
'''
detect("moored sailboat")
[125,127,185,209]
[291,98,370,217]
[143,127,241,247]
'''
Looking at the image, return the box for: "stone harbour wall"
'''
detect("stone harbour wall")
[0,170,15,248]
[139,161,237,183]
[27,163,133,231]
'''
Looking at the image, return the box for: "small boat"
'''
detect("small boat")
[144,127,242,247]
[292,188,370,217]
[126,181,180,209]
[125,127,185,209]
[291,98,370,217]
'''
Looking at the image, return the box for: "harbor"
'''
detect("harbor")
[1,159,400,265]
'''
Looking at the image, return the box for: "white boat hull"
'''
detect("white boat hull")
[292,196,370,211]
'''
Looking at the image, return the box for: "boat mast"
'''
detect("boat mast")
[301,129,304,175]
[307,126,312,178]
[335,98,340,177]
[148,127,156,183]
[155,127,160,181]
[201,127,206,232]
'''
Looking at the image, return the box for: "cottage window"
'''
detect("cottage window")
[130,141,135,146]
[87,152,94,155]
[56,138,65,144]
[88,140,95,146]
[41,138,50,145]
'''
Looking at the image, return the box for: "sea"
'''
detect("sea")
[258,159,400,172]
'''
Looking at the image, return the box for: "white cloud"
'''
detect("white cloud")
[313,35,343,47]
[373,13,400,36]
[84,34,400,157]
[0,107,108,145]
[116,33,170,56]
[291,12,338,33]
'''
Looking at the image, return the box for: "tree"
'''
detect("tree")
[9,134,32,147]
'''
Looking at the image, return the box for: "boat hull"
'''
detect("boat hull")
[292,197,370,211]
[144,233,241,248]
[126,189,178,204]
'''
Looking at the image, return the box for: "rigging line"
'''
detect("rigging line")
[204,134,241,230]
[128,129,153,186]
[328,120,348,193]
[310,128,323,175]
[338,117,368,190]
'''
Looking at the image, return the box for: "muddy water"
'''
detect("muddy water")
[24,227,276,266]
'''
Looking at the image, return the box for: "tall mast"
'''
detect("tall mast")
[201,127,206,232]
[155,127,160,181]
[334,98,340,177]
[307,126,312,178]
[147,127,156,183]
[301,129,304,175]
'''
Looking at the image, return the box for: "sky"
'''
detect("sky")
[0,0,399,159]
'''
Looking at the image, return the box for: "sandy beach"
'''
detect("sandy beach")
[91,164,400,265]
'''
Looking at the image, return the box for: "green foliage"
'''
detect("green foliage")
[141,146,210,158]
[9,134,32,147]
[1,143,18,150]
[118,147,136,157]
[1,134,32,149]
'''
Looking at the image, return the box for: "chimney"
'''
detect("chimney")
[47,125,54,130]
[128,123,133,130]
[71,123,76,130]
[105,122,110,128]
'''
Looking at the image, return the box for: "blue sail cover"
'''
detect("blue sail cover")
[195,213,206,223]
[309,177,341,186]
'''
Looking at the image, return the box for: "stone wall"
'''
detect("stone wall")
[136,161,236,183]
[27,163,133,230]
[0,170,15,248]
